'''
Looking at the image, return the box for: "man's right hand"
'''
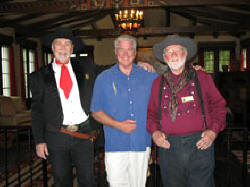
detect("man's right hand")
[118,120,136,133]
[36,143,48,159]
[152,130,170,149]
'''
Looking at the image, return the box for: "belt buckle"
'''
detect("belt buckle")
[66,125,79,132]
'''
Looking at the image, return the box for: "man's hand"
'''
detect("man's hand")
[196,129,216,150]
[117,120,136,133]
[137,61,155,72]
[193,64,205,71]
[36,143,48,159]
[152,130,170,149]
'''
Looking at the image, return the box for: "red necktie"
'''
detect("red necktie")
[55,59,73,99]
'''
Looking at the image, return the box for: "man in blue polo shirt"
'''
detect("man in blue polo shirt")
[90,35,157,187]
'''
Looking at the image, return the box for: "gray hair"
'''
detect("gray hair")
[114,35,137,49]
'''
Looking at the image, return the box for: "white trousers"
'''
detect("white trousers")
[105,147,151,187]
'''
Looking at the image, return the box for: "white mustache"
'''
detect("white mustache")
[57,50,68,55]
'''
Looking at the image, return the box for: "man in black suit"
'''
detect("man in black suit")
[29,28,96,187]
[30,27,155,187]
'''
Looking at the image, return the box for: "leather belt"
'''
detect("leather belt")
[61,119,90,132]
[60,128,94,142]
[62,125,79,132]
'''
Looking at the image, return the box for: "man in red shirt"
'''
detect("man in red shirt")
[147,35,226,187]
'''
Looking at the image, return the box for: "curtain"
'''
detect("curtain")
[198,48,204,67]
[9,45,17,95]
[240,48,244,71]
[20,47,25,98]
[35,50,38,70]
[247,47,250,70]
[229,48,235,72]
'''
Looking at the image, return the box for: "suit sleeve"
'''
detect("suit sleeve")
[29,72,46,144]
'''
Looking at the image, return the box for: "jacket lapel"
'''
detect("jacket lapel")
[43,64,62,108]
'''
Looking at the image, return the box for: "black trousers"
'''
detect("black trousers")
[159,132,215,187]
[46,129,95,187]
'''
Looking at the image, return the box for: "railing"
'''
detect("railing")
[0,124,248,187]
[221,126,249,187]
[0,125,105,187]
[0,125,47,186]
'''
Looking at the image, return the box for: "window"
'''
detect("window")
[203,49,230,73]
[198,42,235,73]
[204,51,214,73]
[70,53,88,58]
[1,46,10,96]
[44,52,53,64]
[240,38,250,71]
[242,48,247,70]
[23,48,35,98]
[219,50,230,72]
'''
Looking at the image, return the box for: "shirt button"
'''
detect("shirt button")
[193,104,196,107]
[191,91,194,95]
[130,113,134,117]
[164,95,168,98]
[128,88,131,92]
[129,101,133,104]
[192,82,195,86]
[128,77,130,80]
[187,110,190,113]
[163,106,167,109]
[178,113,181,116]
[163,86,166,90]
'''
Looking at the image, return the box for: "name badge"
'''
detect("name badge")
[181,96,194,103]
[85,73,89,80]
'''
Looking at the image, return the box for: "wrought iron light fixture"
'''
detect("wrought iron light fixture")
[114,9,144,31]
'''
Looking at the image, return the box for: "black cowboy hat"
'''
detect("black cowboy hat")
[153,34,197,63]
[41,27,85,53]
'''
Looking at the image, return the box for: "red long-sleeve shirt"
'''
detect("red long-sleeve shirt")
[147,70,227,136]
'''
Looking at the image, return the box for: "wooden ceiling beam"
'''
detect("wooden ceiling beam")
[75,25,250,39]
[0,0,249,13]
[170,8,245,26]
[26,10,101,30]
[183,7,250,23]
[0,13,41,27]
[15,11,109,38]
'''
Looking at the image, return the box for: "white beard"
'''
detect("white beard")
[167,56,186,71]
[54,50,70,63]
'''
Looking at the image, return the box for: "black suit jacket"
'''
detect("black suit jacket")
[29,57,96,144]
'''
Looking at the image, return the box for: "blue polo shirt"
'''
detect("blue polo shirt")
[90,63,157,151]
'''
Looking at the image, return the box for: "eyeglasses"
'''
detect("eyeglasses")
[164,48,184,56]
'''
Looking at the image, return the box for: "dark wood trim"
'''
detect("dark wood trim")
[16,38,37,49]
[241,38,250,48]
[0,0,249,13]
[0,34,13,45]
[198,41,236,49]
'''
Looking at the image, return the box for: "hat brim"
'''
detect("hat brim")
[153,35,197,63]
[42,28,85,53]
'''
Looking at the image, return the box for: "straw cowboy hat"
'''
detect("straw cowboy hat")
[153,34,197,63]
[42,27,85,53]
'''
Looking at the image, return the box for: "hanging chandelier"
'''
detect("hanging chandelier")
[114,9,144,31]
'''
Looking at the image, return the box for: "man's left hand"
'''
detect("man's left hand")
[193,65,205,71]
[137,61,155,72]
[196,129,216,150]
